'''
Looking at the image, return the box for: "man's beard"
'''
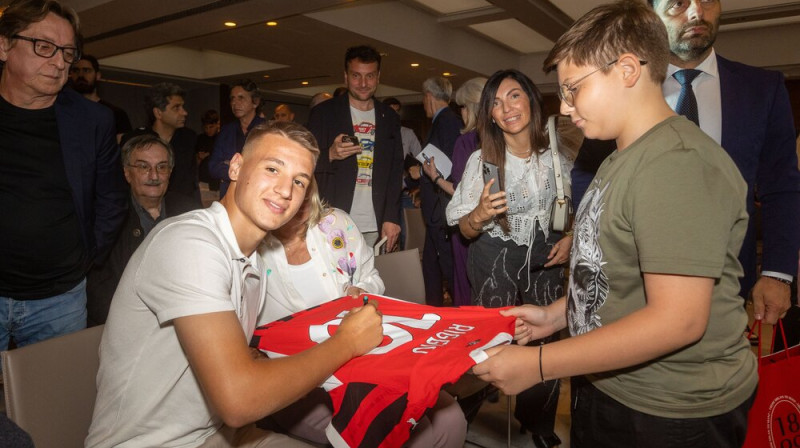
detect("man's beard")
[73,77,96,95]
[671,20,717,61]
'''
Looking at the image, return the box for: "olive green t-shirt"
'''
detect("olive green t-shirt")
[568,116,757,418]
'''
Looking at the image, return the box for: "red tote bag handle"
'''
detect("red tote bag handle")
[747,320,793,366]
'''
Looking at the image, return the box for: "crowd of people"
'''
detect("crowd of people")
[1,0,798,447]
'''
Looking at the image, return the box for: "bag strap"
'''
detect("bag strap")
[548,115,566,204]
[747,320,764,364]
[746,319,792,368]
[775,319,791,359]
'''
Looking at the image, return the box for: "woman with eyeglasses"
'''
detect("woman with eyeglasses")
[445,69,573,448]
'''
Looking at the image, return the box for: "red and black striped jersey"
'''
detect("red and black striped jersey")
[252,295,515,448]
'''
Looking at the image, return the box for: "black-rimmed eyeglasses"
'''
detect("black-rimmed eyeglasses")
[12,35,81,64]
[558,59,648,107]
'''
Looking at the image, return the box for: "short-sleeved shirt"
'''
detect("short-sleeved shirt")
[87,202,265,448]
[569,116,757,418]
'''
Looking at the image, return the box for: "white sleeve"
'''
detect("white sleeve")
[136,221,235,324]
[446,151,484,226]
[347,215,385,295]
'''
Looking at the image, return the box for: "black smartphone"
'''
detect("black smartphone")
[482,162,501,195]
[342,135,360,146]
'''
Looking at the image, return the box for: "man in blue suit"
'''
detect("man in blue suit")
[650,0,800,324]
[0,0,127,352]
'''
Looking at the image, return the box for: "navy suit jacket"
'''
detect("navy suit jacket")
[716,55,800,294]
[307,94,404,228]
[420,106,463,227]
[55,89,128,265]
[571,55,800,295]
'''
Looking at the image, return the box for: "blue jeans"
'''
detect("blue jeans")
[1,278,87,355]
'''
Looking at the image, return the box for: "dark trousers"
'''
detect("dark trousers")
[422,224,454,307]
[467,225,565,438]
[570,377,756,448]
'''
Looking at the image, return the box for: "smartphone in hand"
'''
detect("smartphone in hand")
[482,162,501,195]
[342,135,360,146]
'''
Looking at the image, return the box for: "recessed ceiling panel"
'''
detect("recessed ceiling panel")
[555,0,799,23]
[100,46,288,80]
[414,0,493,14]
[469,19,552,54]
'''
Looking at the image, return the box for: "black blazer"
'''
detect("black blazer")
[86,194,197,326]
[307,94,404,228]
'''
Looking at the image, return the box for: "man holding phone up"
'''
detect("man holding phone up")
[307,45,404,251]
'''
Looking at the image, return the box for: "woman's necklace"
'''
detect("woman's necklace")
[507,146,533,163]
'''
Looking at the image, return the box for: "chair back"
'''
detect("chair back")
[374,248,425,304]
[403,208,426,253]
[2,325,104,448]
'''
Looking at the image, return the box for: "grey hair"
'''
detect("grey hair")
[422,77,453,102]
[121,134,174,168]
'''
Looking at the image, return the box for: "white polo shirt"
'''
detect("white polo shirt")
[87,202,265,448]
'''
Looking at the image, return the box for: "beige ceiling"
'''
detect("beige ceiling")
[30,0,800,101]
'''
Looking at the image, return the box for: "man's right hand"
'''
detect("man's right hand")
[329,133,363,162]
[335,301,384,358]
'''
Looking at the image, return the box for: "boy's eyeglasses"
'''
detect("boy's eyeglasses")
[12,35,81,64]
[558,59,647,107]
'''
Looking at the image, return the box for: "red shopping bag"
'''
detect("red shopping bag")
[743,320,800,448]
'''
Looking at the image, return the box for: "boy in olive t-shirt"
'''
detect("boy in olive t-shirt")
[471,1,757,447]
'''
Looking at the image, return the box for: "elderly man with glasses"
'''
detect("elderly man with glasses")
[86,135,196,327]
[0,0,127,354]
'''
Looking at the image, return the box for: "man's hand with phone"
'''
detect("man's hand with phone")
[329,133,363,162]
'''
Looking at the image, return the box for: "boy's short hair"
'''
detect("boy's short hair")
[243,121,320,164]
[201,109,220,125]
[542,0,669,85]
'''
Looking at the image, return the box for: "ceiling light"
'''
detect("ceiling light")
[224,21,237,27]
[266,21,278,26]
[263,75,270,79]
[301,81,309,85]
[410,63,420,67]
[442,72,452,76]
